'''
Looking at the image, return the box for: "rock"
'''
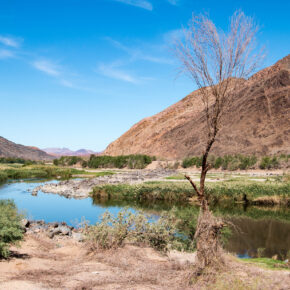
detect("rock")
[21,218,30,228]
[59,226,71,235]
[72,232,84,242]
[47,231,55,239]
[52,226,71,236]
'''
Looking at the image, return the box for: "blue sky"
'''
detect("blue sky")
[0,0,289,151]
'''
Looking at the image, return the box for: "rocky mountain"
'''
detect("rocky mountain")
[0,137,54,161]
[105,55,290,159]
[42,148,97,157]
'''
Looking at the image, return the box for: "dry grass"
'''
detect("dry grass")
[1,233,289,289]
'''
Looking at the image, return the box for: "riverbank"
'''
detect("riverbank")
[91,180,290,206]
[0,230,289,289]
[0,163,116,184]
[33,169,177,199]
[30,169,290,205]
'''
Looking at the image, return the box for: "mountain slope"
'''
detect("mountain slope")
[104,55,290,159]
[42,148,96,156]
[0,137,53,161]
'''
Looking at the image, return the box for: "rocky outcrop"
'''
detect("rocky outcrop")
[0,136,53,161]
[104,55,290,158]
[21,219,84,241]
[33,169,176,199]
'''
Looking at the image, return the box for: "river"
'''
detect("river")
[0,179,289,260]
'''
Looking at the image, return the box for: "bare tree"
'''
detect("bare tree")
[175,11,262,270]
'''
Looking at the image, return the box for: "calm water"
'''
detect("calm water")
[0,180,130,227]
[0,179,289,260]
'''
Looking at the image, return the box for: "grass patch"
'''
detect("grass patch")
[92,181,290,206]
[91,183,193,202]
[241,258,289,270]
[93,171,115,177]
[165,174,185,180]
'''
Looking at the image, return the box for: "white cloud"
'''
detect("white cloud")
[98,62,139,83]
[106,37,173,64]
[32,60,61,76]
[0,36,22,48]
[0,49,14,59]
[113,0,153,10]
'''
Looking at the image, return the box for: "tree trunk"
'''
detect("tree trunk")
[194,204,224,270]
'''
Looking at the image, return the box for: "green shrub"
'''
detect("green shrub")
[259,156,280,169]
[214,156,223,169]
[81,160,88,168]
[0,157,36,165]
[87,154,153,169]
[0,171,8,183]
[55,156,83,166]
[0,200,23,258]
[182,156,202,168]
[84,209,185,252]
[183,154,259,170]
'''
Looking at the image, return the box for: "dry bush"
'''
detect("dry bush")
[84,209,184,253]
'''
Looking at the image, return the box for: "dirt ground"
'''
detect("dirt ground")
[0,234,289,290]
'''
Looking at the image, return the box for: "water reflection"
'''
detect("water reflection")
[226,217,290,260]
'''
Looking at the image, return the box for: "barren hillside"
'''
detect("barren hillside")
[0,136,53,161]
[105,55,290,159]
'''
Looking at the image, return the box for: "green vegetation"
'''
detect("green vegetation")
[182,154,289,170]
[91,183,193,202]
[52,154,155,169]
[87,154,154,169]
[0,164,115,182]
[0,157,37,165]
[0,200,23,258]
[53,156,83,166]
[84,209,192,252]
[165,174,185,180]
[259,156,279,169]
[241,258,289,270]
[91,180,290,206]
[0,159,118,183]
[94,171,115,177]
[0,171,8,183]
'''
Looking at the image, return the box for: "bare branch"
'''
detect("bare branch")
[175,10,263,202]
[184,175,201,197]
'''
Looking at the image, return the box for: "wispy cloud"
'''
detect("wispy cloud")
[98,62,139,83]
[0,49,14,59]
[106,37,173,64]
[166,0,178,5]
[32,60,61,76]
[0,35,22,48]
[163,28,185,44]
[113,0,153,11]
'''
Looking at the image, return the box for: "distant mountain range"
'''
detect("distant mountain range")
[42,148,98,157]
[105,55,290,158]
[0,136,53,161]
